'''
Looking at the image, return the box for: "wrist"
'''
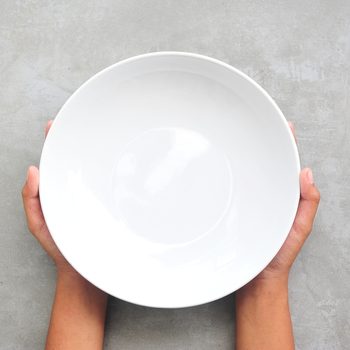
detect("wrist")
[236,274,289,301]
[56,267,108,300]
[57,267,82,281]
[235,272,294,350]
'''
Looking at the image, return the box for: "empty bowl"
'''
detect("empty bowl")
[40,52,300,308]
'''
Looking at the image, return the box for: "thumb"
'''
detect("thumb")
[291,168,320,248]
[22,166,47,237]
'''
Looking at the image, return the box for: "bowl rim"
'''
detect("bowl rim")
[40,51,301,308]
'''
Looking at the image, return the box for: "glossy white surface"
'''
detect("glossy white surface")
[40,52,300,308]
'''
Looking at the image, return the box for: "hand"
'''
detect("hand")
[22,120,74,274]
[235,123,320,350]
[244,122,321,287]
[22,122,108,350]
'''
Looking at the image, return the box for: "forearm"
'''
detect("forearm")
[235,277,294,350]
[46,269,108,350]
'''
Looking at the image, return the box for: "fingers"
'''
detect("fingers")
[22,166,47,237]
[291,168,320,248]
[45,120,53,138]
[22,166,39,200]
[288,121,297,142]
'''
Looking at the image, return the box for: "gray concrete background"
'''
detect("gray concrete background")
[1,0,349,349]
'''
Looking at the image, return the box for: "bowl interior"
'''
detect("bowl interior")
[40,53,300,308]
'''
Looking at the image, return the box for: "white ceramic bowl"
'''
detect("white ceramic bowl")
[40,52,300,308]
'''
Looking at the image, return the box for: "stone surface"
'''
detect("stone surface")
[1,1,349,349]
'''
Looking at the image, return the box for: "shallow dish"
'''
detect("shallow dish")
[40,52,300,308]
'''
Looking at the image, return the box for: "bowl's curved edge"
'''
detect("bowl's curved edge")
[39,51,301,308]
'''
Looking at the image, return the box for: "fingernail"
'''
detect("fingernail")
[306,168,314,185]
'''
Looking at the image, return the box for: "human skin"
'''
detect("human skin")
[22,121,319,350]
[235,123,320,349]
[22,121,108,350]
